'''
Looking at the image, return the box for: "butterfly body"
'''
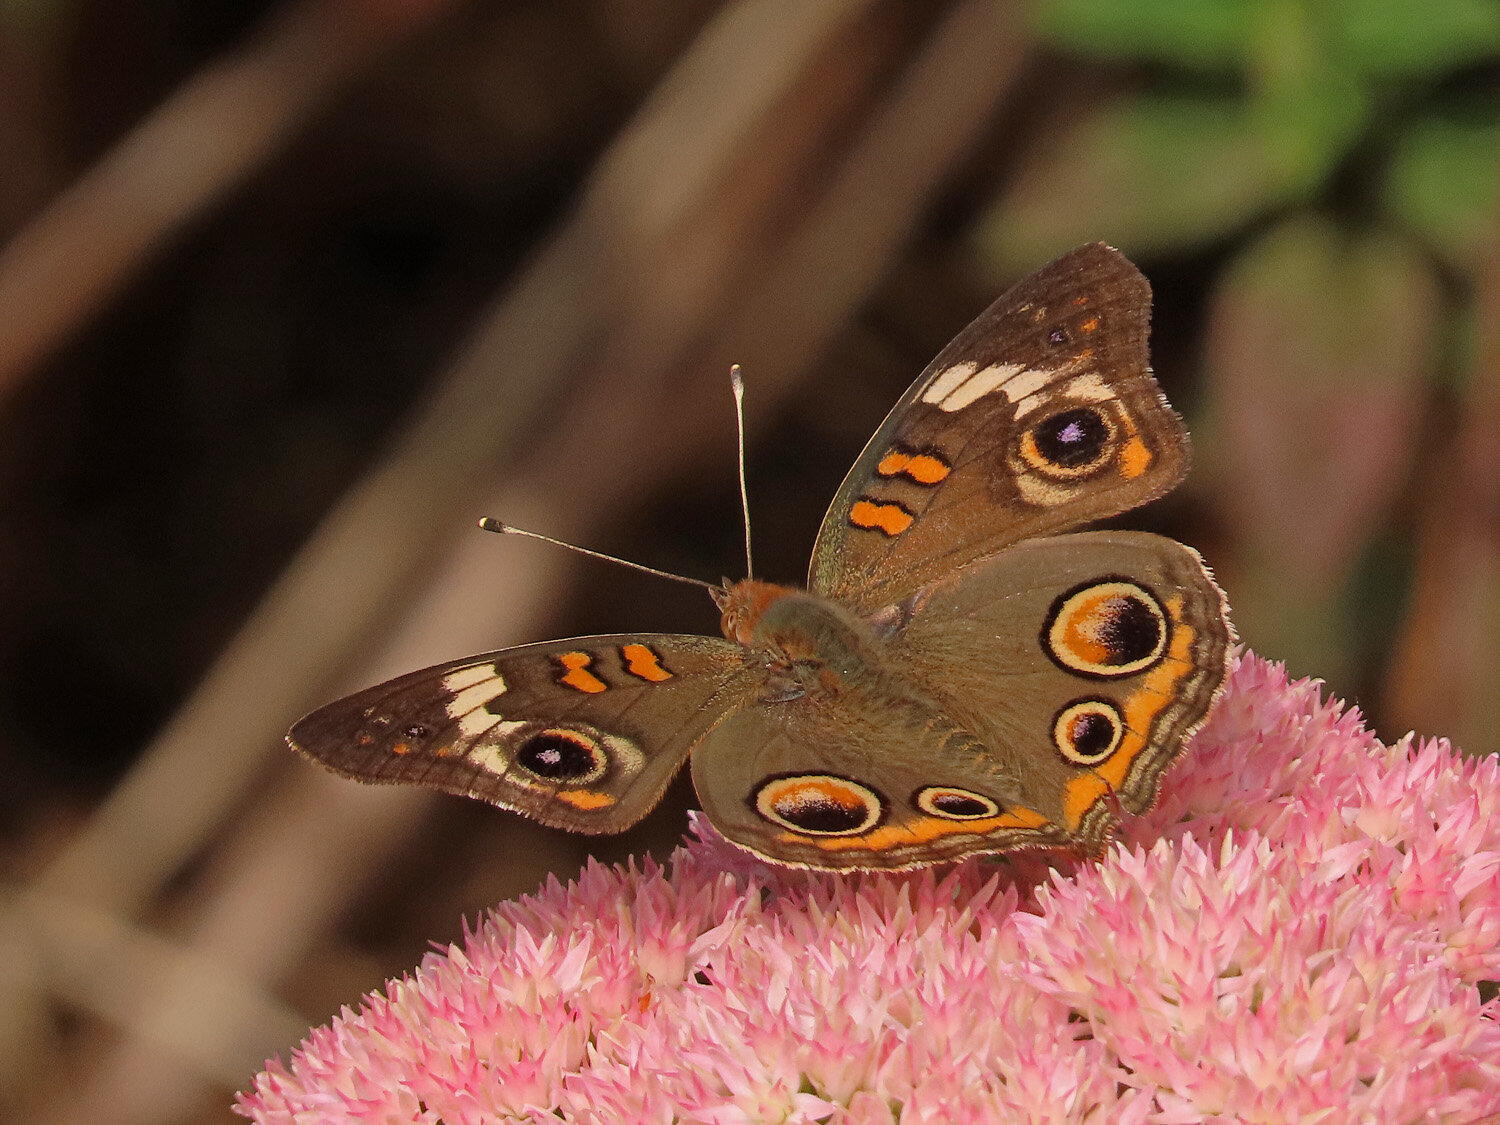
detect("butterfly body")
[292,243,1232,870]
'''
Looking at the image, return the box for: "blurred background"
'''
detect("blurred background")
[0,0,1496,1121]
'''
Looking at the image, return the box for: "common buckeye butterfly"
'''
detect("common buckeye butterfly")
[291,243,1231,870]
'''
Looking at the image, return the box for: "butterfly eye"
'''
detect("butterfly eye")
[1052,699,1126,765]
[516,729,609,785]
[752,775,885,836]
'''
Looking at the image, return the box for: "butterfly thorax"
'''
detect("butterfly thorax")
[718,578,892,702]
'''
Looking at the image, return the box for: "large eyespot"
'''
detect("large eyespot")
[1053,699,1125,765]
[914,786,1002,820]
[516,728,608,785]
[1044,579,1168,678]
[1019,406,1116,478]
[753,775,885,836]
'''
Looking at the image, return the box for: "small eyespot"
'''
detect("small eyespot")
[1043,579,1168,678]
[1048,327,1069,346]
[1053,699,1126,765]
[404,724,430,739]
[516,728,608,784]
[914,786,1001,820]
[753,775,884,836]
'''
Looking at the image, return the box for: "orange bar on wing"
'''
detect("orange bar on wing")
[849,499,914,536]
[793,806,1050,852]
[558,651,608,693]
[1062,773,1109,829]
[1120,436,1152,479]
[621,643,672,682]
[876,450,950,484]
[557,788,615,809]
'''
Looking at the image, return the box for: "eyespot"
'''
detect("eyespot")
[1043,579,1168,678]
[1019,406,1115,478]
[516,728,608,785]
[753,775,885,836]
[1053,699,1125,765]
[914,786,1001,820]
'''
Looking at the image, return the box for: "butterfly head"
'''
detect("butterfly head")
[713,578,798,646]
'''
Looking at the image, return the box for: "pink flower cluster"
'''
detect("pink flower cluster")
[238,654,1500,1123]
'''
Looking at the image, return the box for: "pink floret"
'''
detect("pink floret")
[239,654,1500,1124]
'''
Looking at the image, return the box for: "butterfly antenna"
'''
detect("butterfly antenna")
[731,364,754,580]
[477,518,716,592]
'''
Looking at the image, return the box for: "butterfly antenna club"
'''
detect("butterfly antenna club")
[731,364,754,580]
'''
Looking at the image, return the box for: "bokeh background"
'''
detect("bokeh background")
[1,1,1496,1122]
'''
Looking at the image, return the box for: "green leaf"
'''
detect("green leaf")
[970,94,1356,275]
[1327,0,1500,79]
[1385,115,1500,274]
[1252,64,1371,187]
[1033,0,1255,69]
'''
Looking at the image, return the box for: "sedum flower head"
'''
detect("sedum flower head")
[238,654,1500,1123]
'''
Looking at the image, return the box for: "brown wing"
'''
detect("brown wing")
[690,678,1066,871]
[888,531,1231,826]
[290,635,756,833]
[810,243,1188,613]
[691,533,1229,870]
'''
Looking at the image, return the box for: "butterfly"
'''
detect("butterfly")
[290,243,1232,870]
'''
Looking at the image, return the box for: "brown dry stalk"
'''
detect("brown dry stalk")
[0,0,457,402]
[21,3,1032,1122]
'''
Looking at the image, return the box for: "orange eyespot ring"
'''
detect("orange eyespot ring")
[515,728,608,785]
[1053,699,1126,765]
[1043,579,1168,678]
[1018,406,1117,479]
[914,786,1001,820]
[753,774,884,837]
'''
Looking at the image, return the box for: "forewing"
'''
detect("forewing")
[811,243,1187,612]
[290,635,755,833]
